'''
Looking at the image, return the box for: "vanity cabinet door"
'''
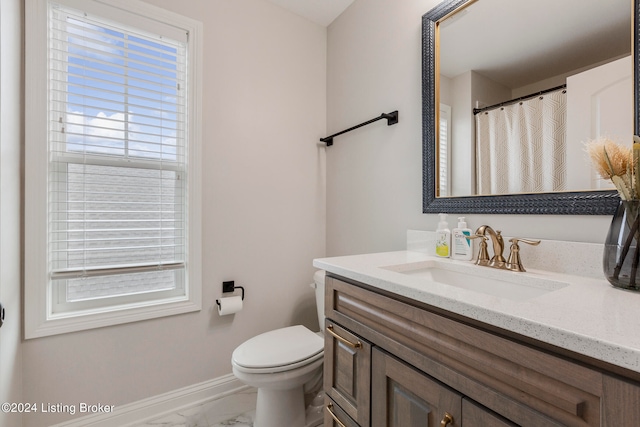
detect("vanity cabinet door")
[371,348,462,427]
[601,374,640,426]
[324,320,372,427]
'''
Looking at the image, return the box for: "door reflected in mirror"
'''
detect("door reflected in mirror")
[437,0,632,197]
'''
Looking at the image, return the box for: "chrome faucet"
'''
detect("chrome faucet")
[468,226,541,272]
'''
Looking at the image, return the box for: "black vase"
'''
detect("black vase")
[603,199,640,290]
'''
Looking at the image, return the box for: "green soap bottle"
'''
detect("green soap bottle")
[435,213,450,258]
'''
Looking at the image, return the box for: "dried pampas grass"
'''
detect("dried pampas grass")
[585,137,631,179]
[585,137,637,200]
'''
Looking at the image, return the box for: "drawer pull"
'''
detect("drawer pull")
[440,412,454,427]
[327,324,362,349]
[326,403,348,427]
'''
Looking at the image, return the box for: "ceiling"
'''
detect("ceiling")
[264,0,354,26]
[265,0,631,88]
[439,0,631,89]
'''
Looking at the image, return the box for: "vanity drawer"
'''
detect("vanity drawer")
[325,395,360,427]
[462,398,518,427]
[325,275,602,426]
[324,320,371,427]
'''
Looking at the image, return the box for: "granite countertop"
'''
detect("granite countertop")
[313,250,640,374]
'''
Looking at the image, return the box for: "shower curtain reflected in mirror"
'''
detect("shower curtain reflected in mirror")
[475,88,567,195]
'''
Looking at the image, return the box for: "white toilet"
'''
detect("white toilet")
[231,270,326,427]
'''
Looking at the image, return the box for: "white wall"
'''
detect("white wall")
[21,1,326,425]
[450,71,472,196]
[471,71,511,111]
[326,0,611,258]
[0,1,24,426]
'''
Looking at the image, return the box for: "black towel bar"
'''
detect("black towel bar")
[320,110,398,146]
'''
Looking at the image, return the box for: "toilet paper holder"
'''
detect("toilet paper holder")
[216,280,245,308]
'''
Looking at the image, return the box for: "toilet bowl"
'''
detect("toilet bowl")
[231,270,326,427]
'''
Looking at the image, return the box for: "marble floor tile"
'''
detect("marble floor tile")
[135,387,256,427]
[209,412,254,427]
[201,388,257,425]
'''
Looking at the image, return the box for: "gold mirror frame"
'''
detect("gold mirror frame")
[422,0,637,214]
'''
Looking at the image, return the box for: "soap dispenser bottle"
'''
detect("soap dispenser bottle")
[452,217,473,261]
[435,213,451,258]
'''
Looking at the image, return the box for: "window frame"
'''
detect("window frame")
[25,0,202,339]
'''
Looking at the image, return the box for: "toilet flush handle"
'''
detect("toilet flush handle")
[326,324,362,349]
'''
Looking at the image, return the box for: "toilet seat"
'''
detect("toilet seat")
[232,325,324,374]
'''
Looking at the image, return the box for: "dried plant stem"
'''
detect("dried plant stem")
[614,210,640,280]
[632,241,640,287]
[634,137,640,199]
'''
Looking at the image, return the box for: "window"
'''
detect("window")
[439,103,451,197]
[25,0,202,338]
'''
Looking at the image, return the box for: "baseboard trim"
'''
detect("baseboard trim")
[51,374,247,427]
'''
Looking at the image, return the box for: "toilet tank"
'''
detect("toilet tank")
[312,270,326,332]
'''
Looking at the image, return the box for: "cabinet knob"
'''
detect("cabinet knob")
[440,412,454,427]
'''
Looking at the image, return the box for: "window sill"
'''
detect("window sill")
[25,294,201,339]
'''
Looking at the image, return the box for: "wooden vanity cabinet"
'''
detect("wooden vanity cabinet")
[323,275,640,426]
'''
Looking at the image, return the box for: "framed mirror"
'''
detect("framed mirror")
[422,0,638,214]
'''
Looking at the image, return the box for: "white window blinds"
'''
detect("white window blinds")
[48,3,188,304]
[439,104,451,197]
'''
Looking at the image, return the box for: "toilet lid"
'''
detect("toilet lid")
[232,325,324,370]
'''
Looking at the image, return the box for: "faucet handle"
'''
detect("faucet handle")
[466,234,490,266]
[511,237,540,244]
[506,238,541,272]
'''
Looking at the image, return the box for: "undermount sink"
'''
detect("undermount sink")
[381,259,569,301]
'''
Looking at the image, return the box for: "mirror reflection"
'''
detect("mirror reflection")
[437,0,631,197]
